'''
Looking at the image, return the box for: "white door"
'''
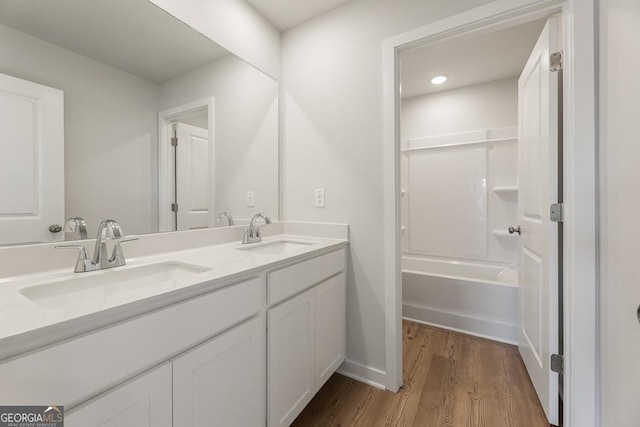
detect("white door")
[268,288,316,427]
[517,16,561,425]
[66,363,172,427]
[0,72,64,245]
[173,318,263,427]
[175,122,215,231]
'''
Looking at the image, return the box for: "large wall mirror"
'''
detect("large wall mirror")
[0,0,279,246]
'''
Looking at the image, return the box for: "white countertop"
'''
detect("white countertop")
[0,233,347,359]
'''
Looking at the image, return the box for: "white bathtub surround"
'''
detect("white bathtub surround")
[402,257,518,343]
[401,80,520,266]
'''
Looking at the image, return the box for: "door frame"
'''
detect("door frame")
[382,1,597,426]
[158,97,214,232]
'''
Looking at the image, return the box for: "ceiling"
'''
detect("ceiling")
[400,19,547,99]
[245,0,356,30]
[0,0,229,83]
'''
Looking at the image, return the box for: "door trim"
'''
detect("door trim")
[382,1,598,426]
[158,97,214,232]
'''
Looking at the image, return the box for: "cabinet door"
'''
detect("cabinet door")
[65,363,172,427]
[268,288,316,427]
[173,317,263,427]
[315,273,346,387]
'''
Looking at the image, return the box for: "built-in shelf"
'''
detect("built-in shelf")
[493,230,519,239]
[493,186,518,201]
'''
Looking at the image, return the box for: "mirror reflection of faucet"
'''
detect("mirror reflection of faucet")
[242,213,272,244]
[55,219,138,273]
[216,211,234,226]
[64,217,88,240]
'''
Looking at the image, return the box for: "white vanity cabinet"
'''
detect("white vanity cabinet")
[268,288,316,427]
[66,317,264,427]
[0,241,348,427]
[267,249,346,427]
[66,363,173,427]
[0,276,263,426]
[172,317,263,427]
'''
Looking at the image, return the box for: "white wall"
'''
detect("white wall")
[599,0,640,425]
[281,0,496,382]
[160,54,279,221]
[401,78,519,265]
[402,78,518,139]
[0,23,159,237]
[148,0,280,80]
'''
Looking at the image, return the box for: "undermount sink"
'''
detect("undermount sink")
[20,261,211,309]
[238,240,316,255]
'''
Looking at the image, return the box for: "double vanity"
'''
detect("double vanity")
[0,222,348,427]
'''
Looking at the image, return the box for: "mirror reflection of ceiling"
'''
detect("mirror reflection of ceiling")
[245,0,356,30]
[0,0,229,83]
[400,18,547,99]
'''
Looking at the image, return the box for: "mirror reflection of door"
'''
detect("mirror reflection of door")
[0,72,64,245]
[173,120,215,231]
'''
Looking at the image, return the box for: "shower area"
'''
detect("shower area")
[399,20,546,344]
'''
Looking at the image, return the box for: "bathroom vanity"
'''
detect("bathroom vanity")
[0,224,348,427]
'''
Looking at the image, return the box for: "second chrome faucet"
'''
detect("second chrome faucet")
[242,213,272,244]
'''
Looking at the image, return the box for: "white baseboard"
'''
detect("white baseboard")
[336,359,386,390]
[403,303,518,345]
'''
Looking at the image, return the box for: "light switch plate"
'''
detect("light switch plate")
[314,188,325,208]
[246,191,255,207]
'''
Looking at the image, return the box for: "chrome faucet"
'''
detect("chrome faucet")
[216,211,234,226]
[63,217,88,240]
[242,213,272,244]
[55,219,138,273]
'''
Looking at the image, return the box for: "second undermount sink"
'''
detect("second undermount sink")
[20,261,211,309]
[238,240,316,255]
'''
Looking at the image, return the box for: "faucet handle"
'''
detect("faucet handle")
[110,237,139,265]
[55,244,96,273]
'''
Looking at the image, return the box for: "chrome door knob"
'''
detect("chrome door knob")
[49,224,62,233]
[508,226,521,235]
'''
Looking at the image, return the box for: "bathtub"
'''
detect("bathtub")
[402,256,519,344]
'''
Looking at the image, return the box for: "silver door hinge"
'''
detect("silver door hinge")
[551,353,564,374]
[550,203,564,223]
[171,136,178,147]
[550,51,563,72]
[171,203,179,213]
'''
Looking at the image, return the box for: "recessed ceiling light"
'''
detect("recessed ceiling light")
[430,75,448,85]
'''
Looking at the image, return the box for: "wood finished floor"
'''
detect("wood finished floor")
[292,320,550,427]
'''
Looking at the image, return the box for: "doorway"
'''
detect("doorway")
[158,98,215,232]
[397,15,561,424]
[382,2,598,427]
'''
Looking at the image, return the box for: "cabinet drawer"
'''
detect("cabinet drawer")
[267,248,345,305]
[0,277,262,407]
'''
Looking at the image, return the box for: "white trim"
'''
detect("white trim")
[157,97,215,232]
[383,1,598,426]
[402,314,518,346]
[562,2,598,426]
[336,359,386,390]
[402,127,518,151]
